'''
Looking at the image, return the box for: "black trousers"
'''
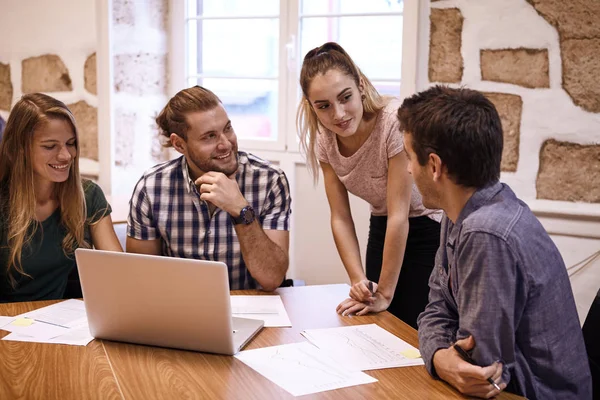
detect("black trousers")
[366,215,441,330]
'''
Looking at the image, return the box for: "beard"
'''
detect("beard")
[188,144,240,177]
[413,177,440,211]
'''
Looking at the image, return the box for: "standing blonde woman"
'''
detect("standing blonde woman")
[0,93,122,302]
[297,42,442,329]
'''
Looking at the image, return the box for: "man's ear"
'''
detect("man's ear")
[429,153,444,182]
[169,133,186,154]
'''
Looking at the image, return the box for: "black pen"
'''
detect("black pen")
[367,281,374,296]
[453,344,502,391]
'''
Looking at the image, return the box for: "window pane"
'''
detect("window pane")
[299,16,403,80]
[302,0,403,15]
[187,19,278,77]
[373,81,401,97]
[189,77,278,141]
[188,0,279,17]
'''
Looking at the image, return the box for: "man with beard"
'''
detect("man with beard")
[398,86,592,399]
[126,86,291,291]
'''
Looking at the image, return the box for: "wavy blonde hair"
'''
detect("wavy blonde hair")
[0,93,87,287]
[297,42,386,183]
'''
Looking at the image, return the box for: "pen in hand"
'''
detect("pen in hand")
[453,344,502,391]
[368,281,375,296]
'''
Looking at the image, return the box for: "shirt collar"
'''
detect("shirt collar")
[447,181,503,248]
[181,156,196,194]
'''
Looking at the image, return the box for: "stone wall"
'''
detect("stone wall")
[0,54,99,162]
[425,0,600,204]
[0,0,98,173]
[423,0,600,323]
[112,0,170,196]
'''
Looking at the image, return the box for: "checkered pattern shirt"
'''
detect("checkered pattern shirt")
[127,152,292,290]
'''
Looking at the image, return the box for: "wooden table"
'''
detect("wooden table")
[0,284,523,399]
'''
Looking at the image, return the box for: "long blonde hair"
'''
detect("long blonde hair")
[297,42,386,183]
[0,93,86,287]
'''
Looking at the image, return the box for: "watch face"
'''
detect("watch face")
[241,206,256,224]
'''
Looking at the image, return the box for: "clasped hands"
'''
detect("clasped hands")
[336,279,391,316]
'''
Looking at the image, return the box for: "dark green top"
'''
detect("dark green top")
[0,181,111,303]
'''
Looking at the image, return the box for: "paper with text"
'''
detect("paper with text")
[301,323,424,371]
[1,299,93,346]
[235,342,377,396]
[2,319,70,340]
[231,295,291,327]
[18,299,88,328]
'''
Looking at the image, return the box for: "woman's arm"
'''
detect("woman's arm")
[339,152,412,315]
[320,162,365,285]
[376,152,412,304]
[90,215,124,251]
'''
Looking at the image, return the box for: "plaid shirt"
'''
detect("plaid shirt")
[127,152,292,290]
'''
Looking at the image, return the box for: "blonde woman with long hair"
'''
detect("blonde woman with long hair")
[0,93,122,302]
[297,42,442,329]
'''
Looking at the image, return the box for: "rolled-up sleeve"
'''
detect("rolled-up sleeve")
[261,171,292,231]
[127,176,158,240]
[454,231,523,386]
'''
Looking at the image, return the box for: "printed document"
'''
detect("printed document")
[231,295,292,327]
[235,341,376,396]
[301,323,425,370]
[0,299,93,346]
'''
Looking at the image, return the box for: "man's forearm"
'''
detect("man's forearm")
[234,221,288,291]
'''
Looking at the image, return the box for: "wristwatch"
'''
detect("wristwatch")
[231,205,256,225]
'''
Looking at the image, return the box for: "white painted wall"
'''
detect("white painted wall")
[292,163,370,286]
[0,0,98,173]
[111,0,169,197]
[416,0,600,323]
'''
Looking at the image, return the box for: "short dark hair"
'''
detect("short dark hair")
[397,85,503,188]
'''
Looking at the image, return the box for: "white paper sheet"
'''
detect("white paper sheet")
[1,299,94,346]
[17,299,88,328]
[1,319,70,340]
[235,342,377,396]
[0,316,16,329]
[231,295,292,327]
[301,324,425,371]
[2,325,94,346]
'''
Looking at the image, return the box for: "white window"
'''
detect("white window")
[171,0,418,154]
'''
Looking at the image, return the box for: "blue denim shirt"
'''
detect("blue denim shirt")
[417,182,592,399]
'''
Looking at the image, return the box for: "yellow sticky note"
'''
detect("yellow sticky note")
[11,318,34,327]
[401,348,421,359]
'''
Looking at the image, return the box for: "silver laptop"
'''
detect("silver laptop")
[74,249,263,355]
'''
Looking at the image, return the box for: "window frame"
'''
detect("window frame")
[169,0,420,155]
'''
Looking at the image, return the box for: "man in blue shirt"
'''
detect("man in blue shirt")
[398,85,592,399]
